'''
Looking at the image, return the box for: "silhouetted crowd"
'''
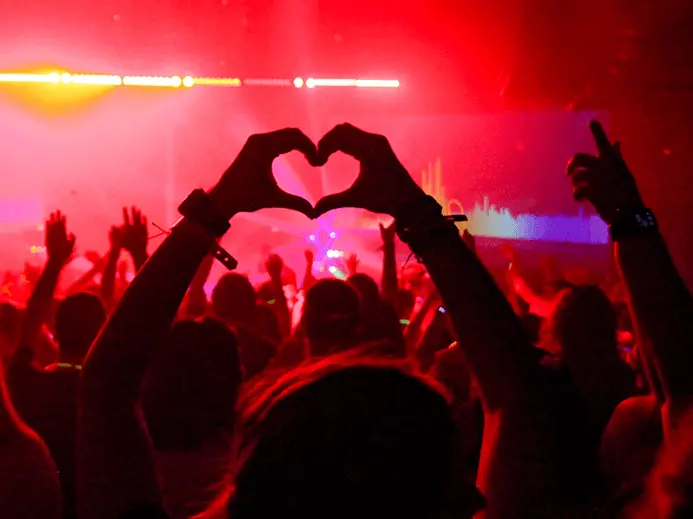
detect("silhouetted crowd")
[0,122,689,519]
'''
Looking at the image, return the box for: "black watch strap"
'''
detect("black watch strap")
[609,208,658,242]
[178,189,237,271]
[178,189,231,238]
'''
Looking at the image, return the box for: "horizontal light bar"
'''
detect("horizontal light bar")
[70,74,123,86]
[355,79,400,88]
[243,78,292,87]
[192,77,241,86]
[122,75,182,87]
[304,78,400,88]
[0,73,59,83]
[0,71,399,89]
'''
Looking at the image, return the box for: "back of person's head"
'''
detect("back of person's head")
[212,273,257,324]
[347,273,379,312]
[252,304,282,345]
[301,279,361,357]
[142,319,242,451]
[54,293,106,361]
[547,284,617,361]
[227,353,482,519]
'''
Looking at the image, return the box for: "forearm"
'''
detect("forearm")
[381,242,398,304]
[412,230,540,410]
[130,251,149,273]
[100,250,119,307]
[83,219,215,399]
[19,259,62,351]
[271,277,292,338]
[615,231,693,401]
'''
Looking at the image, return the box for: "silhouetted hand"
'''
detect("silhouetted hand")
[45,211,75,266]
[567,121,644,225]
[120,207,148,259]
[379,221,396,245]
[346,253,360,277]
[265,254,284,282]
[314,124,427,217]
[209,128,317,220]
[304,249,314,265]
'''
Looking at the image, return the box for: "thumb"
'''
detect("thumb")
[313,190,358,218]
[274,191,315,219]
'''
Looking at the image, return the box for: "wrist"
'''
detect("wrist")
[207,185,239,222]
[46,256,66,270]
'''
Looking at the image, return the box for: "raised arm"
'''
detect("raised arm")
[568,121,693,426]
[18,212,74,363]
[77,129,317,519]
[379,221,398,304]
[314,124,561,518]
[100,227,122,309]
[302,249,317,292]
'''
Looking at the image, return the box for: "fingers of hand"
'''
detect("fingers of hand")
[569,167,593,202]
[589,120,613,156]
[273,190,315,219]
[316,123,375,166]
[314,189,360,218]
[255,128,319,165]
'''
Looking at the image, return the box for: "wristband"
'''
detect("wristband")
[178,189,231,238]
[609,208,658,242]
[178,189,238,271]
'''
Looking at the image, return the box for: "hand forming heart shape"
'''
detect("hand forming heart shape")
[208,124,428,222]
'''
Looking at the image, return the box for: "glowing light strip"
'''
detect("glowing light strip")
[305,78,400,88]
[192,77,241,86]
[0,73,59,83]
[0,71,399,89]
[122,76,182,87]
[243,78,292,86]
[70,74,123,86]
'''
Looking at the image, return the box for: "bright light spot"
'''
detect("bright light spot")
[293,77,304,88]
[182,75,194,87]
[36,224,44,231]
[123,76,181,87]
[327,249,344,258]
[171,76,182,87]
[328,266,337,273]
[48,72,60,84]
[309,234,316,241]
[329,232,336,239]
[60,73,72,84]
[306,78,316,89]
[311,78,357,87]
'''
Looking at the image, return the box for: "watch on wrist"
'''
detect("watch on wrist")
[178,189,237,271]
[609,208,658,242]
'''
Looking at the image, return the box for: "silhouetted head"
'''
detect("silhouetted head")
[54,293,106,362]
[347,273,380,313]
[212,273,257,324]
[547,285,618,363]
[229,354,483,519]
[301,279,361,357]
[142,319,242,451]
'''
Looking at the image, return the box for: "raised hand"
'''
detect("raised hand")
[567,121,644,225]
[45,211,75,266]
[313,123,427,218]
[209,128,317,220]
[379,220,396,245]
[346,253,360,277]
[304,249,314,265]
[120,207,148,258]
